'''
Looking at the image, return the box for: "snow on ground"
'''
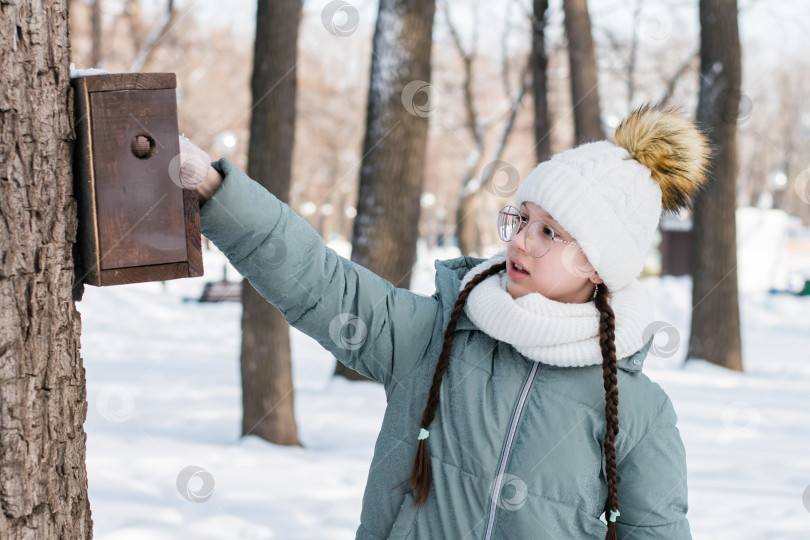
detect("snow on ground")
[77,240,810,539]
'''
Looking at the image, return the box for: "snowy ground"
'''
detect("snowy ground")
[77,240,810,539]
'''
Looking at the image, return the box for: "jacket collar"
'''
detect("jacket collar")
[433,256,650,373]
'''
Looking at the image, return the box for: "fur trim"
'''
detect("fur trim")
[612,104,711,212]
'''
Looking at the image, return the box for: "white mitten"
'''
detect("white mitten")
[174,135,212,190]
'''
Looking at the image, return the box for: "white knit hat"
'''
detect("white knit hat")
[514,104,711,292]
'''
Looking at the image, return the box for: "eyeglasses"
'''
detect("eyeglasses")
[497,205,578,258]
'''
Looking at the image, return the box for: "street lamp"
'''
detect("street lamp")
[768,170,788,210]
[213,130,238,157]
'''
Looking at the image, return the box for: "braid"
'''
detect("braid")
[594,283,620,540]
[408,261,507,506]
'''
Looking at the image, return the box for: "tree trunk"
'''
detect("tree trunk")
[531,0,552,163]
[91,0,102,67]
[688,0,743,372]
[351,0,436,287]
[241,0,302,445]
[562,0,603,144]
[0,2,93,537]
[339,0,436,381]
[454,193,480,258]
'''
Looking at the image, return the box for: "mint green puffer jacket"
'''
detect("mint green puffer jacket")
[199,158,691,539]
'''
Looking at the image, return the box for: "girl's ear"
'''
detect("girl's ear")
[591,274,603,285]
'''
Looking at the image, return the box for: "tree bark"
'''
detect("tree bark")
[688,0,743,371]
[0,2,93,537]
[241,0,302,444]
[351,0,435,287]
[531,0,552,163]
[562,0,603,144]
[339,0,436,380]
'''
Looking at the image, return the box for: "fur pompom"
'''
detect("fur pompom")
[613,104,711,212]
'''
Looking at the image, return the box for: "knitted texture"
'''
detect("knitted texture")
[460,249,655,367]
[175,135,211,190]
[514,141,661,291]
[512,105,710,292]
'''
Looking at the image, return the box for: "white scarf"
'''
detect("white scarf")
[459,250,655,367]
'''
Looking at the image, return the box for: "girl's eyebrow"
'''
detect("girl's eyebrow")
[519,203,563,231]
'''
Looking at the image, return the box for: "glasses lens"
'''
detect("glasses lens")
[497,206,520,242]
[525,221,553,258]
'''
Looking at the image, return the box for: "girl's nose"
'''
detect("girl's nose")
[511,238,531,258]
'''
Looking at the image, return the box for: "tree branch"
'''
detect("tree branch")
[128,0,178,73]
[657,47,699,107]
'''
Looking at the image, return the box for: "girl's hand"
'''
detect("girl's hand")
[177,135,223,206]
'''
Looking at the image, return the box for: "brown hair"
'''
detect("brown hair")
[408,261,621,540]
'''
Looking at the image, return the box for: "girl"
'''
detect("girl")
[178,104,708,539]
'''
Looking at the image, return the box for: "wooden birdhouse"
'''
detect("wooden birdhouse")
[71,73,203,290]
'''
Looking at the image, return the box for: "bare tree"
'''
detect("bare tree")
[91,0,102,67]
[0,2,92,537]
[590,0,701,111]
[738,60,810,221]
[125,0,145,52]
[444,0,488,257]
[531,0,553,164]
[656,48,700,107]
[129,0,178,72]
[443,1,532,256]
[293,65,365,242]
[73,0,180,73]
[595,0,643,112]
[338,0,436,380]
[688,0,743,371]
[240,0,303,444]
[562,0,603,143]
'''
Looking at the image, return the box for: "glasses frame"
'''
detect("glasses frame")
[497,205,578,258]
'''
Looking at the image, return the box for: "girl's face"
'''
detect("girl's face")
[505,201,602,303]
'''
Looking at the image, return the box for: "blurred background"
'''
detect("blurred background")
[67,0,810,286]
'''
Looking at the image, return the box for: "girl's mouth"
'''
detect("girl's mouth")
[508,260,530,279]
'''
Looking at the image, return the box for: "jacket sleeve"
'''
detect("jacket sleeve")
[613,394,691,539]
[198,158,441,392]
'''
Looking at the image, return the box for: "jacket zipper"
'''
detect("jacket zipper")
[483,361,540,540]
